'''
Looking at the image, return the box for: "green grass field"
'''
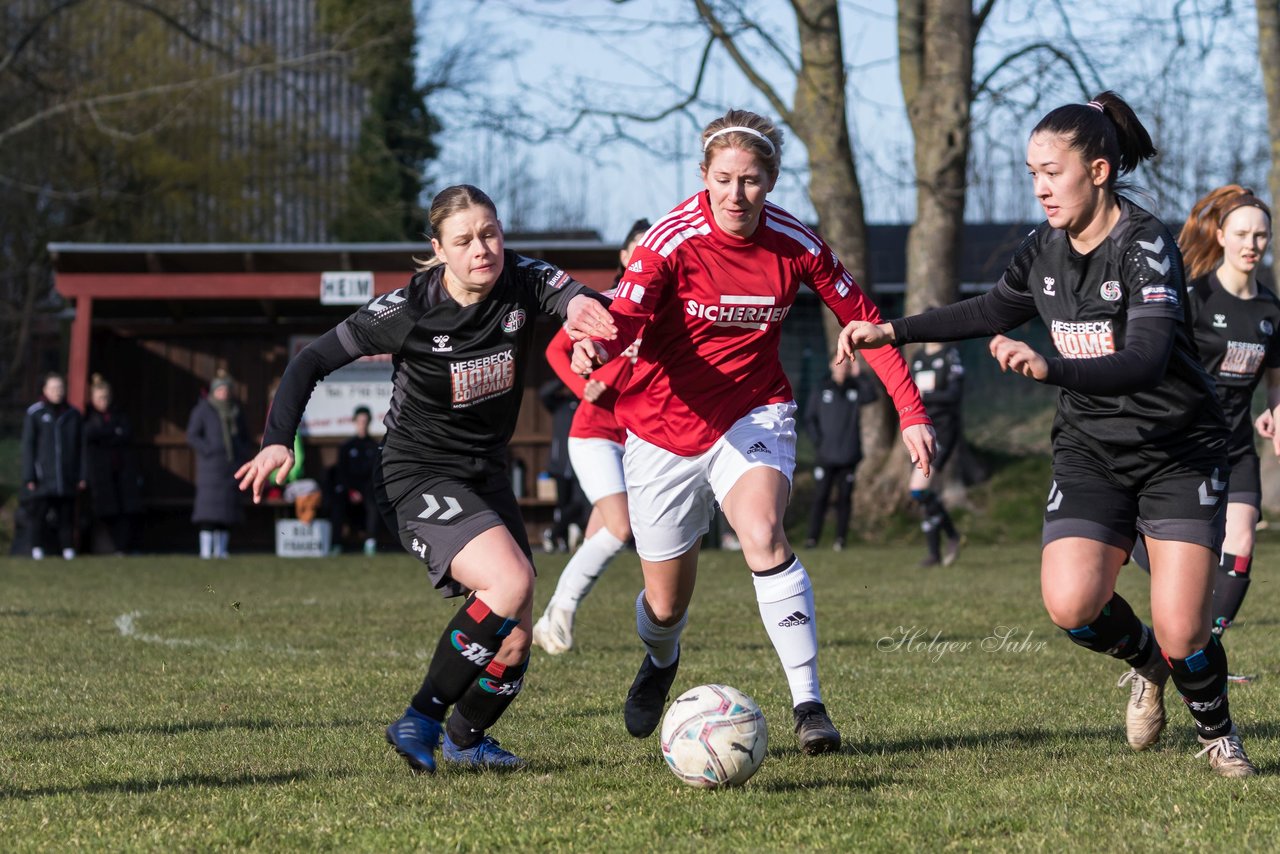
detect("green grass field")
[4,544,1280,851]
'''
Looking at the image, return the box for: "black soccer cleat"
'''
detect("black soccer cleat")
[624,653,680,737]
[793,701,841,755]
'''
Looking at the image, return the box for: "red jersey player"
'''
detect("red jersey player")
[533,218,650,655]
[573,109,935,755]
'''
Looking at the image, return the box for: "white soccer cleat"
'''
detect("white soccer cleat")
[531,606,575,655]
[1117,667,1167,751]
[1196,728,1257,778]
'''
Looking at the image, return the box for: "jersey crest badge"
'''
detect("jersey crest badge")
[433,334,453,353]
[502,309,526,333]
[1100,281,1121,301]
[1262,319,1274,336]
[1042,277,1056,296]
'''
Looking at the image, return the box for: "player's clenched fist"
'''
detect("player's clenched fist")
[836,320,894,363]
[571,338,609,375]
[988,334,1048,381]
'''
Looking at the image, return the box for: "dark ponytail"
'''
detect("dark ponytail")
[1031,91,1156,189]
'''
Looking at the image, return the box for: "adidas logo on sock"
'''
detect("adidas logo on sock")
[746,441,770,455]
[778,611,810,627]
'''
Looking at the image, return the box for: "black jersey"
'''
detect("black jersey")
[1187,272,1280,442]
[264,251,601,476]
[996,197,1220,446]
[910,345,964,423]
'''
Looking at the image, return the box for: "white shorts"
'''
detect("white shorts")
[624,402,797,561]
[568,437,627,504]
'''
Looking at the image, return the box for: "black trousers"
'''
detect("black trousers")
[29,495,75,552]
[807,464,856,543]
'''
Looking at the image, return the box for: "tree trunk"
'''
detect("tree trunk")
[1258,2,1280,210]
[855,0,977,509]
[789,0,902,477]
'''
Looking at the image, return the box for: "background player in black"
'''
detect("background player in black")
[908,336,964,566]
[1175,185,1280,642]
[236,185,615,773]
[839,93,1255,777]
[802,353,876,551]
[327,405,381,556]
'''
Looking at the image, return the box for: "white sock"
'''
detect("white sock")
[199,530,213,559]
[636,590,686,669]
[753,557,821,706]
[549,529,626,612]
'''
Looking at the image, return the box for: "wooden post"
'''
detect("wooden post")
[67,295,93,409]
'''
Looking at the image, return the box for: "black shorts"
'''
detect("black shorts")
[1226,437,1261,510]
[1043,427,1228,552]
[375,459,533,599]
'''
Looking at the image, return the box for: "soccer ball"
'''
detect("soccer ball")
[659,683,768,788]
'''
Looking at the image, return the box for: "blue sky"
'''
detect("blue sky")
[419,1,1269,240]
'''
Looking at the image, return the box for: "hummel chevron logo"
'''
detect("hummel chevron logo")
[1136,236,1164,254]
[778,611,810,627]
[746,441,770,455]
[419,493,463,520]
[1199,468,1226,506]
[1046,481,1064,512]
[1146,256,1171,276]
[364,289,406,314]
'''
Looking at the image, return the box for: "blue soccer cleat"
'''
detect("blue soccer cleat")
[442,732,526,769]
[385,706,442,774]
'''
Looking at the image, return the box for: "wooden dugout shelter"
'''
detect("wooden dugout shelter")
[50,240,619,550]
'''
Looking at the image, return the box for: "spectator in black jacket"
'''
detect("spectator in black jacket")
[803,354,877,550]
[83,374,143,554]
[21,372,84,560]
[328,405,382,555]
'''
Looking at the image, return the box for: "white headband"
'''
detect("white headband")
[702,125,776,156]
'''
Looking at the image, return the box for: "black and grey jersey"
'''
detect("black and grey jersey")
[995,197,1220,446]
[909,345,964,426]
[264,250,601,474]
[1187,272,1280,442]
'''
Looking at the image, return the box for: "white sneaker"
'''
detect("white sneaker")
[62,548,75,560]
[31,547,44,561]
[1118,666,1167,751]
[1196,727,1257,778]
[531,606,575,655]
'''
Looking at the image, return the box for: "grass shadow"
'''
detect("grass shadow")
[27,716,371,743]
[1,770,325,801]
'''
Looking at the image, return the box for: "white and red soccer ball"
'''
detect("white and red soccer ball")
[659,684,768,788]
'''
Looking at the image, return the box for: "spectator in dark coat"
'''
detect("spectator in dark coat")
[328,405,383,555]
[186,370,251,558]
[21,372,84,560]
[803,354,877,551]
[83,374,143,554]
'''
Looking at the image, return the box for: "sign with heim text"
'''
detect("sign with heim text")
[320,271,374,305]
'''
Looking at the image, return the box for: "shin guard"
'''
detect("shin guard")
[1167,636,1231,739]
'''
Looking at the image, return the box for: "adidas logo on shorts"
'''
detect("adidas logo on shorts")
[778,610,810,627]
[746,441,770,455]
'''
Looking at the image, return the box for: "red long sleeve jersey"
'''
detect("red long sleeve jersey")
[598,192,930,455]
[545,325,633,443]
